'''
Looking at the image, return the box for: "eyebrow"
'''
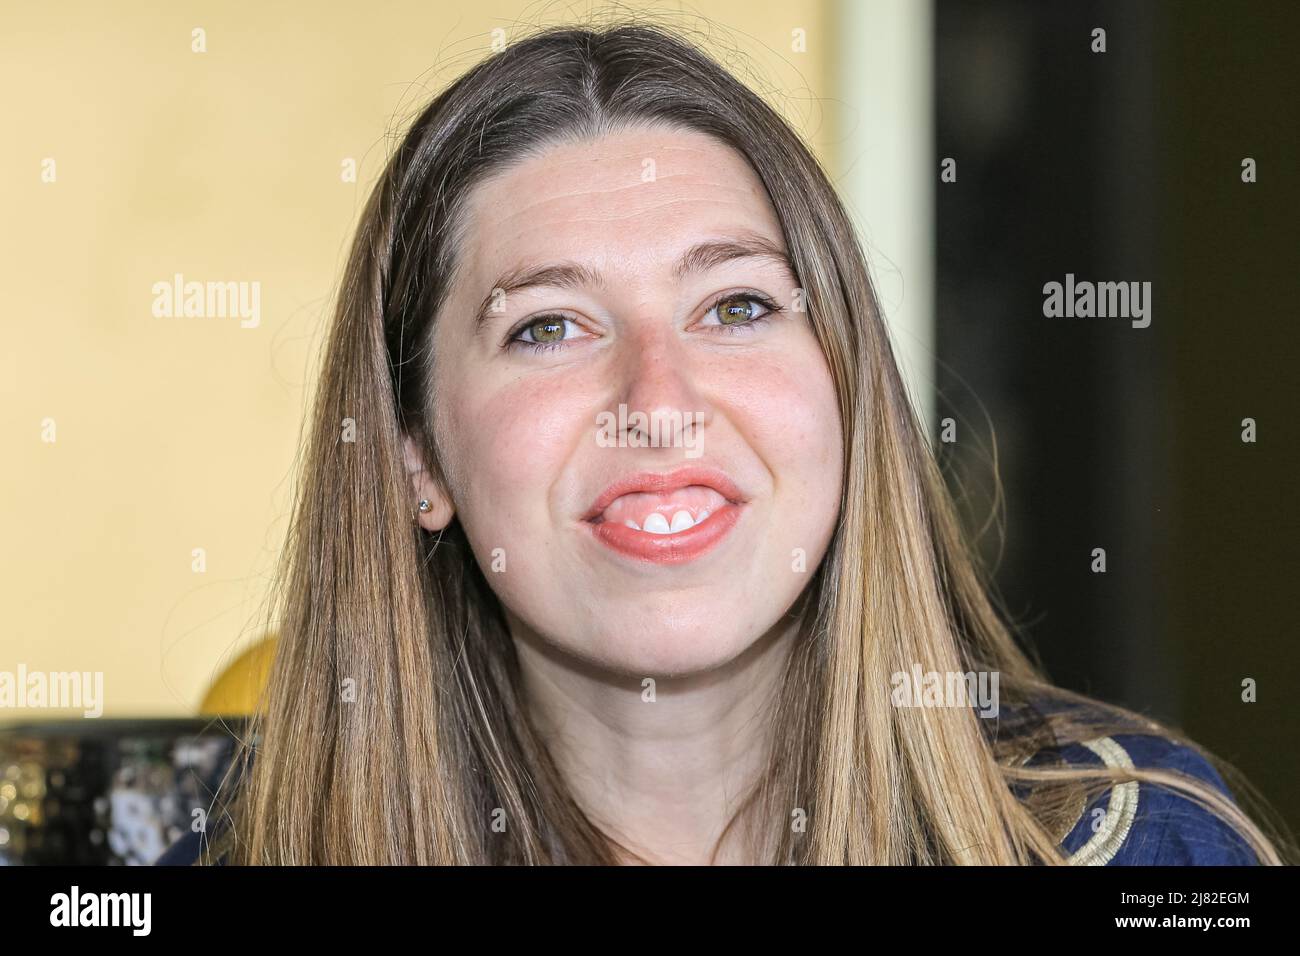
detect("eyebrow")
[471,232,795,332]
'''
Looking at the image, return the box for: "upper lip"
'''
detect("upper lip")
[582,466,747,522]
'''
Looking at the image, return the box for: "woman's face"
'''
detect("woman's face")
[418,126,843,676]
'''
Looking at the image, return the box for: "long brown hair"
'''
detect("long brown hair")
[207,19,1290,865]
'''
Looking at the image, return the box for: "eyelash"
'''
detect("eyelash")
[503,290,783,355]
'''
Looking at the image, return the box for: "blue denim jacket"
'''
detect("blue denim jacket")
[1053,732,1258,865]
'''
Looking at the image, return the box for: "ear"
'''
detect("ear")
[402,433,455,531]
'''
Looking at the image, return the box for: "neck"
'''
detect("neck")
[509,612,798,865]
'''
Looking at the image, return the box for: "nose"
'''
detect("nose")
[614,320,712,452]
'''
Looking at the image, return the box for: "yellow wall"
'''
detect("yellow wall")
[0,1,833,717]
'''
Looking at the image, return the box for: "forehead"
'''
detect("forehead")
[455,126,784,285]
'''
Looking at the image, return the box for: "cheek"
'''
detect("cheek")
[724,341,843,484]
[721,339,844,555]
[440,368,590,543]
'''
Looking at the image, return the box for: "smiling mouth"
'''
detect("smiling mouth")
[582,468,746,564]
[590,485,728,534]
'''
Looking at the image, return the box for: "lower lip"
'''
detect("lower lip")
[586,503,743,565]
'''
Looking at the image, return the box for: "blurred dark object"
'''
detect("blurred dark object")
[936,0,1299,832]
[0,719,243,865]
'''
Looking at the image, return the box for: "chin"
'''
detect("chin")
[576,605,770,678]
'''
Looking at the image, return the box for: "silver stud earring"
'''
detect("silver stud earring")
[418,499,432,513]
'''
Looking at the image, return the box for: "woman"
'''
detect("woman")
[160,22,1287,865]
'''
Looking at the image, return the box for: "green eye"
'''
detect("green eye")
[505,314,586,354]
[716,296,758,324]
[526,317,567,342]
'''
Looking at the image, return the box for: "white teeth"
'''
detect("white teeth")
[619,509,710,535]
[642,512,672,535]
